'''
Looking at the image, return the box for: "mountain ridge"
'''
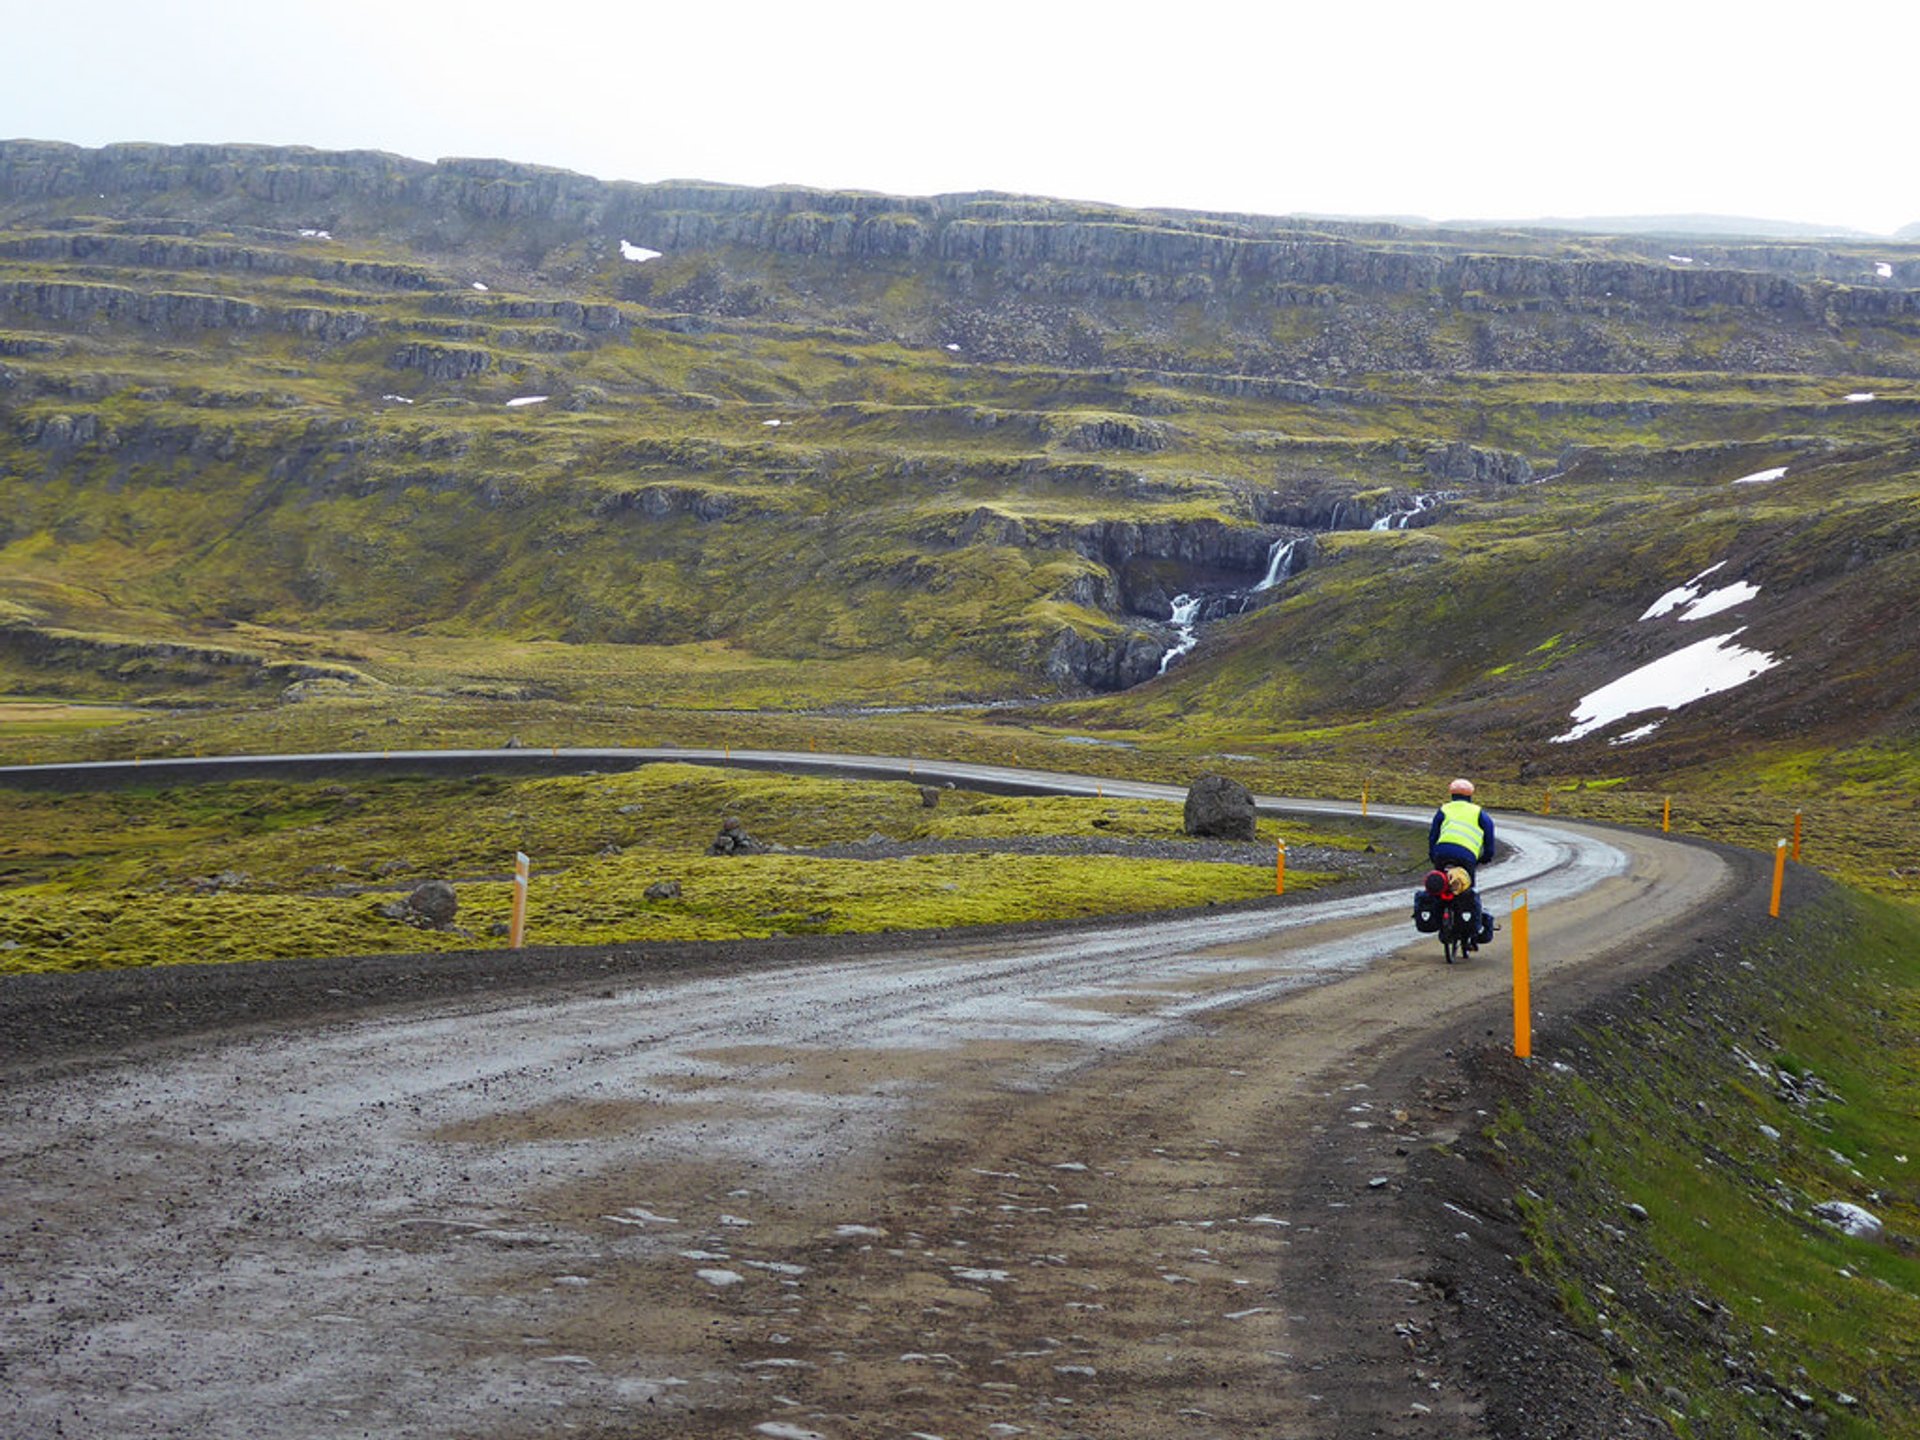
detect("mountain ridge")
[1,138,1917,795]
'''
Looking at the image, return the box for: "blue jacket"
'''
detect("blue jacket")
[1429,799,1496,864]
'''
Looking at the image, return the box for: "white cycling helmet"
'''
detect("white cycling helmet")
[1449,778,1475,797]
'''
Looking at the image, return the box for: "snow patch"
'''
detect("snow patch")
[696,1268,745,1287]
[505,396,549,408]
[1844,392,1875,403]
[1668,254,1694,265]
[1813,1201,1882,1239]
[1875,262,1894,279]
[1678,580,1761,622]
[1611,721,1664,746]
[471,281,489,292]
[1640,563,1725,620]
[1732,465,1788,486]
[620,239,663,263]
[298,228,332,240]
[1552,629,1782,743]
[946,342,961,351]
[380,394,415,405]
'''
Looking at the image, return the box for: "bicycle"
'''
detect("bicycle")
[1412,869,1492,964]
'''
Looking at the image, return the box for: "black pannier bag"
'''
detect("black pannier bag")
[1412,890,1441,932]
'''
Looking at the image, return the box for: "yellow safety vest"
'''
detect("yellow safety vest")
[1436,799,1486,856]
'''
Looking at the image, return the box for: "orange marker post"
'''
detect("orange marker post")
[510,850,530,948]
[1275,840,1287,896]
[1512,889,1532,1060]
[1662,796,1671,833]
[1792,810,1803,862]
[1769,838,1787,918]
[1542,790,1552,815]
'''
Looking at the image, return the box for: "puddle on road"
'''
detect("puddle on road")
[687,1040,1080,1095]
[430,1098,727,1145]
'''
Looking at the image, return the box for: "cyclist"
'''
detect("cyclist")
[1429,777,1496,880]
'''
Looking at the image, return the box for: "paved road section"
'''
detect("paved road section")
[0,751,1732,1438]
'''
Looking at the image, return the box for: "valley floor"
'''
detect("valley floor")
[0,816,1759,1439]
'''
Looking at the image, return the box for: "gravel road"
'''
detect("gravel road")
[0,755,1745,1438]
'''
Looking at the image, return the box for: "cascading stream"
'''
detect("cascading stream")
[1156,593,1203,674]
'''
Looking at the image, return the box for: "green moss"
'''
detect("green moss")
[1496,890,1920,1437]
[0,764,1362,970]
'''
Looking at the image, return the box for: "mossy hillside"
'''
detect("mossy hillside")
[0,764,1351,972]
[1483,888,1920,1437]
[5,175,1920,817]
[1063,439,1920,758]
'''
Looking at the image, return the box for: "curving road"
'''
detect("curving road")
[0,750,1739,1438]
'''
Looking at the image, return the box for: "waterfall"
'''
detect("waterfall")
[1157,593,1203,675]
[1369,491,1457,531]
[1251,537,1299,592]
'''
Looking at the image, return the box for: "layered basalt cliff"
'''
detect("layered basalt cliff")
[4,141,1913,323]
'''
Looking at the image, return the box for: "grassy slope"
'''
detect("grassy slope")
[1486,885,1920,1437]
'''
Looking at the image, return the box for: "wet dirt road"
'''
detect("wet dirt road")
[0,757,1737,1439]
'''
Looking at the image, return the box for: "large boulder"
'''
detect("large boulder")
[1183,773,1257,840]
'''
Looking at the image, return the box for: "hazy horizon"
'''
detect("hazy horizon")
[6,0,1918,239]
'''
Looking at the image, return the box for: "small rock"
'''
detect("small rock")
[645,880,683,900]
[920,786,941,808]
[1626,1202,1650,1222]
[709,817,763,855]
[406,880,458,926]
[503,735,525,749]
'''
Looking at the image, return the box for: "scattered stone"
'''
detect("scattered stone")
[709,817,763,855]
[1625,1202,1651,1222]
[645,880,683,900]
[489,922,511,937]
[406,880,458,926]
[597,844,623,857]
[503,735,525,749]
[1183,772,1257,840]
[1812,1201,1882,1239]
[919,786,941,808]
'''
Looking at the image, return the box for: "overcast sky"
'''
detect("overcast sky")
[6,0,1917,236]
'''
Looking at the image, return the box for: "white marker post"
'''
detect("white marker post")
[510,851,530,948]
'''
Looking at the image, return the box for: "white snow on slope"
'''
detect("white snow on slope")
[1553,630,1781,743]
[1844,392,1875,403]
[1876,262,1894,279]
[620,239,662,263]
[505,395,549,407]
[1732,465,1788,485]
[1676,580,1760,621]
[1640,563,1725,620]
